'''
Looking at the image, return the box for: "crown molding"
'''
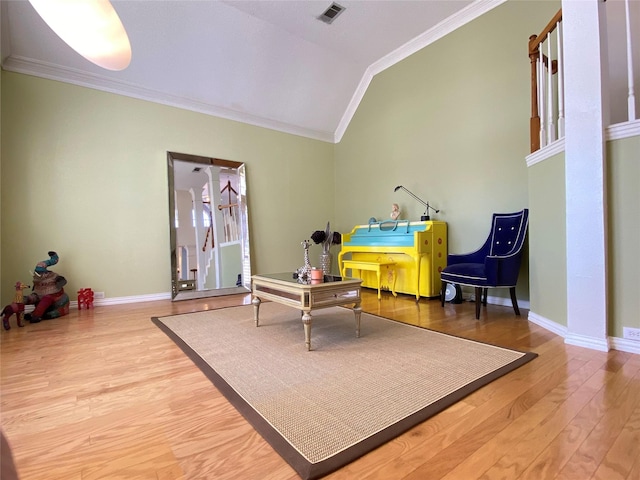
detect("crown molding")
[2,55,334,143]
[334,0,507,143]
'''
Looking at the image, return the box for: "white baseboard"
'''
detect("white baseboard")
[70,292,172,308]
[21,292,170,312]
[484,294,530,311]
[564,332,610,352]
[462,293,530,310]
[528,311,568,337]
[529,310,640,355]
[609,337,640,355]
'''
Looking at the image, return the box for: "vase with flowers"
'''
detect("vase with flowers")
[311,222,341,276]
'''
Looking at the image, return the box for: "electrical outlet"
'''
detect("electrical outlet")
[94,291,105,299]
[623,327,640,341]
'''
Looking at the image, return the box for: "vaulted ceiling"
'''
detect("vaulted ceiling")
[1,0,502,142]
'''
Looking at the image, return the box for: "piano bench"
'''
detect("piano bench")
[340,260,397,300]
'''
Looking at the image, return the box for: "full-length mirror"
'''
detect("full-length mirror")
[168,152,251,301]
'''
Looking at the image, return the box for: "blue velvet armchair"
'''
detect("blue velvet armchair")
[440,209,529,319]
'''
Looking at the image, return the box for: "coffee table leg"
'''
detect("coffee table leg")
[252,296,261,327]
[354,302,362,338]
[302,311,312,351]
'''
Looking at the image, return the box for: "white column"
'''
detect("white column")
[562,0,610,350]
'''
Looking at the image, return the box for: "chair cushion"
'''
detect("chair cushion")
[440,263,487,286]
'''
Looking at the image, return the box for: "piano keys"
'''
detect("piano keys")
[338,220,447,299]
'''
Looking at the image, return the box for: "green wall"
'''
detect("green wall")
[528,152,567,326]
[527,137,639,339]
[1,0,637,346]
[334,0,561,302]
[607,135,640,337]
[0,72,334,303]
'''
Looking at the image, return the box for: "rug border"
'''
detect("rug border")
[152,307,537,480]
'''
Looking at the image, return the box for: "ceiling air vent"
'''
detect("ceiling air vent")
[318,2,345,24]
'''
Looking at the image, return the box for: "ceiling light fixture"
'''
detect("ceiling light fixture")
[28,0,132,71]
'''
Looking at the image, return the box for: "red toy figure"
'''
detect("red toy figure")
[77,288,95,309]
[2,282,30,330]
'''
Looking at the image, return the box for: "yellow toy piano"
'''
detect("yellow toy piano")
[339,220,447,300]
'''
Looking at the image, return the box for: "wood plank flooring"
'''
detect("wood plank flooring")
[1,291,638,480]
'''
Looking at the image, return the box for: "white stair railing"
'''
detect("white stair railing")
[219,204,240,243]
[528,10,563,153]
[529,4,638,153]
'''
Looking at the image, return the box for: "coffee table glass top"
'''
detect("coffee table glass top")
[254,272,351,284]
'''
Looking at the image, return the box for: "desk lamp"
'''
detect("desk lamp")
[394,186,439,221]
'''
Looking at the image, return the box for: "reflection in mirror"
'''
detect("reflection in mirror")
[168,152,251,301]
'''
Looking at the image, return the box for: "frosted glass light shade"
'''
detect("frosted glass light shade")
[29,0,132,71]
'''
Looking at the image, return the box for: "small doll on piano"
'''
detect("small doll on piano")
[390,203,401,221]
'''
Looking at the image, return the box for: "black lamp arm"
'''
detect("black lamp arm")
[394,185,439,218]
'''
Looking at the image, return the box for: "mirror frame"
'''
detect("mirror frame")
[167,151,251,301]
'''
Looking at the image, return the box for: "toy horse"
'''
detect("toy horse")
[2,282,30,330]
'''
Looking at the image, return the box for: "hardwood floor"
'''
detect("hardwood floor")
[1,291,638,480]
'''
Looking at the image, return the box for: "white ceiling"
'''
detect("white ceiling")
[1,0,502,143]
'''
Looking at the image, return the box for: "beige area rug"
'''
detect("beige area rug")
[152,303,537,480]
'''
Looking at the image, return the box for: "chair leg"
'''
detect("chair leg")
[509,287,520,316]
[441,281,447,307]
[482,288,488,306]
[475,287,482,320]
